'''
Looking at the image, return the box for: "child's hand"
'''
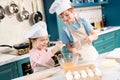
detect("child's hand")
[56,41,63,49]
[51,41,63,54]
[84,36,93,45]
[72,48,81,56]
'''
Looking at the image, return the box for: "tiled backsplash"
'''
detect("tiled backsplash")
[74,5,102,23]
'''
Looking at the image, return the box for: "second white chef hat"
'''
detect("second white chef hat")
[49,0,71,15]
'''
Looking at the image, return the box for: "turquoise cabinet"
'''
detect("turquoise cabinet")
[16,57,33,77]
[0,62,18,80]
[93,31,115,54]
[71,0,108,7]
[115,29,120,48]
[0,57,32,80]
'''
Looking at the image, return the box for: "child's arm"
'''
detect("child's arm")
[30,50,54,64]
[84,29,98,45]
[51,41,63,54]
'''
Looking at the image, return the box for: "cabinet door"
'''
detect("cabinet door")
[94,31,115,45]
[115,29,120,48]
[94,37,115,54]
[0,62,18,80]
[16,57,33,77]
[93,31,115,54]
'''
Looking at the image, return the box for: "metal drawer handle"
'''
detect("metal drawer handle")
[103,46,107,49]
[103,37,106,40]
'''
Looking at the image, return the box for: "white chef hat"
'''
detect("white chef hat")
[49,0,71,15]
[25,21,49,39]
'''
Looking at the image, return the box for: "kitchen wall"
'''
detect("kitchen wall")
[0,0,45,45]
[74,6,102,23]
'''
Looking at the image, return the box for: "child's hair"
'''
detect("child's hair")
[29,38,37,50]
[68,7,74,12]
[59,7,74,15]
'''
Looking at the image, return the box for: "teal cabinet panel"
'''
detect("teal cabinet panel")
[93,31,115,54]
[16,57,33,77]
[115,29,120,48]
[94,31,114,45]
[0,62,18,80]
[94,38,114,54]
[43,0,59,41]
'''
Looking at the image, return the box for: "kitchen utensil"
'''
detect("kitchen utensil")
[13,43,29,55]
[0,43,29,55]
[0,45,14,53]
[29,0,36,25]
[19,0,29,21]
[0,45,12,48]
[15,68,61,80]
[6,0,19,15]
[32,0,43,23]
[0,5,5,21]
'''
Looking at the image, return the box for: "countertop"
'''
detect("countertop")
[12,51,120,80]
[95,26,120,35]
[0,53,29,66]
[0,26,120,66]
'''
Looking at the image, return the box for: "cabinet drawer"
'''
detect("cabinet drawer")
[0,62,18,80]
[16,58,33,77]
[116,41,120,48]
[115,30,120,39]
[94,37,114,47]
[94,40,115,54]
[115,29,120,48]
[94,32,115,45]
[0,62,18,75]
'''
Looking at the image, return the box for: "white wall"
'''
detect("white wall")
[74,6,102,23]
[0,0,45,45]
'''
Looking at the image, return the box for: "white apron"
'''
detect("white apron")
[33,57,55,73]
[66,20,98,61]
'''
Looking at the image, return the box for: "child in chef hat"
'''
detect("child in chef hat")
[49,0,98,61]
[25,21,63,72]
